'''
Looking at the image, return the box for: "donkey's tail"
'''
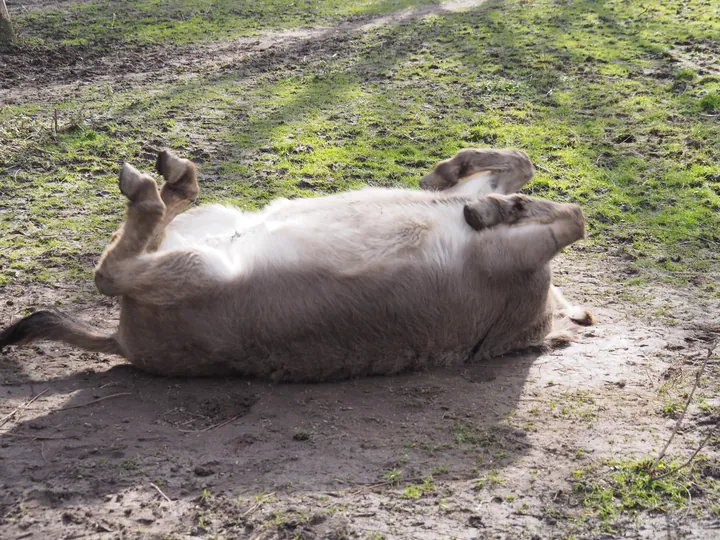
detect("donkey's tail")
[0,310,123,356]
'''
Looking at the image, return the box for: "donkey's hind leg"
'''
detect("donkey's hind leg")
[465,194,587,273]
[146,149,200,251]
[94,163,166,297]
[94,160,222,303]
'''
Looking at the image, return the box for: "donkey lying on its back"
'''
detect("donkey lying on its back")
[0,148,592,381]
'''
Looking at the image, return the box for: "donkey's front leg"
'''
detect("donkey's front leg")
[550,284,594,326]
[420,148,534,196]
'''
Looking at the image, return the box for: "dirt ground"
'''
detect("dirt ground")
[2,1,720,539]
[2,256,719,539]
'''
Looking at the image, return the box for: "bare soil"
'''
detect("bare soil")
[1,255,719,539]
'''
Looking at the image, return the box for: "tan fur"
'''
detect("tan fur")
[420,148,535,194]
[422,148,593,326]
[0,148,592,381]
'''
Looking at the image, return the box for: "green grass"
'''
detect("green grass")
[400,476,435,499]
[1,0,719,287]
[572,457,720,533]
[15,0,439,47]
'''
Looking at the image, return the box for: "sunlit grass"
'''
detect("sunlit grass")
[1,0,719,286]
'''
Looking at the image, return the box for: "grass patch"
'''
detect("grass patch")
[572,457,720,532]
[699,92,720,112]
[14,0,439,47]
[400,476,435,499]
[1,0,719,287]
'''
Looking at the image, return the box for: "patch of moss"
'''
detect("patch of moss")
[2,0,719,286]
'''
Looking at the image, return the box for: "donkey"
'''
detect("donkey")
[0,148,592,382]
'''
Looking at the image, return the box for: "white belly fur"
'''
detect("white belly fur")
[157,190,475,279]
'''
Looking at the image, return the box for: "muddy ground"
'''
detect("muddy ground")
[2,0,720,539]
[2,257,719,539]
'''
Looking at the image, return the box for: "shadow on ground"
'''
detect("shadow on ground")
[1,338,539,527]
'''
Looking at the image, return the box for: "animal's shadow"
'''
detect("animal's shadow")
[0,349,541,515]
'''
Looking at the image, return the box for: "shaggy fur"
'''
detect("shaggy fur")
[0,148,591,381]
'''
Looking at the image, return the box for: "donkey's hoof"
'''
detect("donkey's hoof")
[156,149,192,185]
[567,306,595,326]
[118,163,158,202]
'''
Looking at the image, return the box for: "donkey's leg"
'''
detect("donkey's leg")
[420,148,534,196]
[94,161,221,302]
[550,284,594,326]
[465,194,595,325]
[100,249,223,305]
[462,193,531,231]
[94,163,166,296]
[146,149,200,252]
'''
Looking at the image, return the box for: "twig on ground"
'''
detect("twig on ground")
[0,389,49,428]
[640,353,656,389]
[652,416,720,482]
[0,433,76,440]
[650,340,718,478]
[57,392,132,411]
[150,482,173,503]
[348,476,427,494]
[179,415,240,433]
[679,484,692,523]
[202,415,240,432]
[40,441,47,463]
[608,225,720,247]
[242,492,276,517]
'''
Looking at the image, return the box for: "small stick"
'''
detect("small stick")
[179,415,241,433]
[608,225,720,247]
[53,109,58,134]
[202,415,240,432]
[58,392,132,411]
[652,417,720,481]
[0,389,49,428]
[679,485,692,523]
[242,492,276,517]
[40,442,47,463]
[650,341,717,477]
[349,476,428,494]
[150,482,173,503]
[0,433,76,440]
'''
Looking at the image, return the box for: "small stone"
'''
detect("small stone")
[193,466,215,477]
[468,515,485,528]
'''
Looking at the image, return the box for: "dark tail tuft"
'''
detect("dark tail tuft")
[0,310,123,356]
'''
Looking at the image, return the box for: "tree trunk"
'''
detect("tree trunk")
[0,0,14,45]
